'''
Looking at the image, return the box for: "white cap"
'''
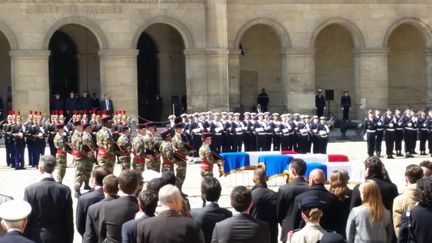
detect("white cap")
[0,200,32,221]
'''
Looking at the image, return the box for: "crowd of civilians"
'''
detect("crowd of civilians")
[0,155,432,243]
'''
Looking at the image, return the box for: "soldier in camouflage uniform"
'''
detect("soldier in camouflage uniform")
[117,125,131,171]
[160,129,175,173]
[54,124,67,183]
[71,121,86,197]
[199,132,223,177]
[131,124,147,172]
[143,122,161,172]
[82,123,96,189]
[96,116,115,173]
[172,123,189,190]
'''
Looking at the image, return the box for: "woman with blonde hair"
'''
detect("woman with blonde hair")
[329,170,352,236]
[289,196,326,243]
[346,180,392,243]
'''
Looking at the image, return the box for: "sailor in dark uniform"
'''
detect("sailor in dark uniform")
[394,108,404,157]
[270,113,282,151]
[383,109,396,159]
[363,110,376,157]
[315,89,326,117]
[427,109,432,156]
[232,113,244,152]
[255,113,267,151]
[417,110,429,155]
[374,110,384,157]
[401,108,415,158]
[242,112,252,151]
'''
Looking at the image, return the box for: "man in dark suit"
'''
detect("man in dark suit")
[83,174,119,243]
[91,93,100,111]
[76,166,109,237]
[137,185,203,243]
[290,169,343,235]
[190,177,232,243]
[277,159,309,242]
[99,169,139,243]
[250,168,278,243]
[23,155,74,243]
[315,89,326,117]
[50,92,64,114]
[79,91,92,113]
[211,186,270,243]
[65,91,79,119]
[0,200,35,243]
[100,93,114,116]
[121,190,158,243]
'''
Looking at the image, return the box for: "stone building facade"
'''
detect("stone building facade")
[0,0,431,120]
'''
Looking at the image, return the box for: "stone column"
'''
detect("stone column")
[354,48,389,117]
[99,49,139,118]
[204,0,230,111]
[184,49,208,112]
[10,50,50,114]
[228,49,241,111]
[281,48,316,114]
[425,48,432,105]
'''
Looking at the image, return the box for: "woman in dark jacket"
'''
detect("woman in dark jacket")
[329,169,352,237]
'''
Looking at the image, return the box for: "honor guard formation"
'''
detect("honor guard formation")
[363,108,432,159]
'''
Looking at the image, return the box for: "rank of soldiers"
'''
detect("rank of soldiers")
[168,111,330,156]
[363,108,432,159]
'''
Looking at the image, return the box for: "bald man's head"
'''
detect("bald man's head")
[253,168,268,184]
[308,169,326,186]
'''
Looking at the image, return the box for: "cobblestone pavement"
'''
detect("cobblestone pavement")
[0,138,428,242]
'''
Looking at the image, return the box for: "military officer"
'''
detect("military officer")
[401,108,415,158]
[12,113,25,170]
[199,132,223,177]
[270,113,282,151]
[160,129,175,173]
[418,110,428,155]
[46,111,58,156]
[363,110,376,157]
[317,117,330,154]
[117,125,132,171]
[315,89,326,117]
[427,109,432,156]
[232,113,244,152]
[3,113,14,167]
[71,121,86,197]
[144,121,161,172]
[96,116,115,173]
[394,108,404,157]
[309,116,320,154]
[374,110,384,157]
[54,124,68,183]
[172,123,189,190]
[82,123,96,190]
[255,113,267,151]
[383,109,396,159]
[131,124,147,172]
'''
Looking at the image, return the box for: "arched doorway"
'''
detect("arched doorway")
[314,24,355,118]
[137,23,186,122]
[238,24,282,112]
[48,24,100,102]
[388,24,426,109]
[0,31,11,119]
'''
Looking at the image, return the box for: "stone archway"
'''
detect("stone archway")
[313,23,356,118]
[136,23,186,122]
[238,24,283,112]
[386,23,428,109]
[48,24,101,104]
[0,31,11,118]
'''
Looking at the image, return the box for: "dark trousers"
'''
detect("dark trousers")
[27,140,33,166]
[375,130,384,155]
[213,134,222,153]
[384,130,395,156]
[221,133,229,152]
[257,134,266,151]
[48,138,56,156]
[367,132,376,156]
[243,133,250,151]
[249,133,257,151]
[342,107,350,120]
[404,129,414,154]
[419,130,428,152]
[395,129,404,152]
[7,140,15,167]
[14,142,25,169]
[281,135,290,151]
[311,136,320,153]
[297,135,309,154]
[272,134,281,151]
[233,134,242,152]
[316,107,324,117]
[318,136,328,154]
[5,139,11,166]
[264,134,272,151]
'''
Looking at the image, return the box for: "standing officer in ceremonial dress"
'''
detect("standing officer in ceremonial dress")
[296,116,309,154]
[383,109,396,159]
[54,124,68,183]
[427,110,432,156]
[270,113,282,151]
[172,123,189,190]
[317,117,330,154]
[24,112,34,166]
[232,113,244,152]
[374,110,384,157]
[71,121,86,197]
[82,123,96,190]
[401,109,414,158]
[340,90,351,121]
[131,124,146,172]
[96,116,115,173]
[212,113,224,153]
[12,113,25,170]
[160,129,175,173]
[280,114,290,151]
[309,116,320,154]
[199,133,223,177]
[3,114,14,167]
[242,112,252,151]
[363,110,376,157]
[315,89,326,117]
[117,125,131,171]
[143,122,161,172]
[394,108,404,157]
[46,112,57,156]
[249,113,258,151]
[263,112,272,151]
[255,113,267,151]
[32,113,45,168]
[417,110,429,155]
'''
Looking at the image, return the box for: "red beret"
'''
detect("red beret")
[73,121,82,127]
[56,124,64,130]
[101,116,111,124]
[83,123,91,129]
[202,132,213,139]
[145,121,155,128]
[174,123,184,129]
[160,129,172,139]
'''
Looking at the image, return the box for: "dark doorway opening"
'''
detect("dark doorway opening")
[49,31,78,98]
[137,32,159,122]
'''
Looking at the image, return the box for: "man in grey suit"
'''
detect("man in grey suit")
[136,185,203,243]
[211,186,270,243]
[191,177,232,243]
[83,174,119,243]
[23,155,74,243]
